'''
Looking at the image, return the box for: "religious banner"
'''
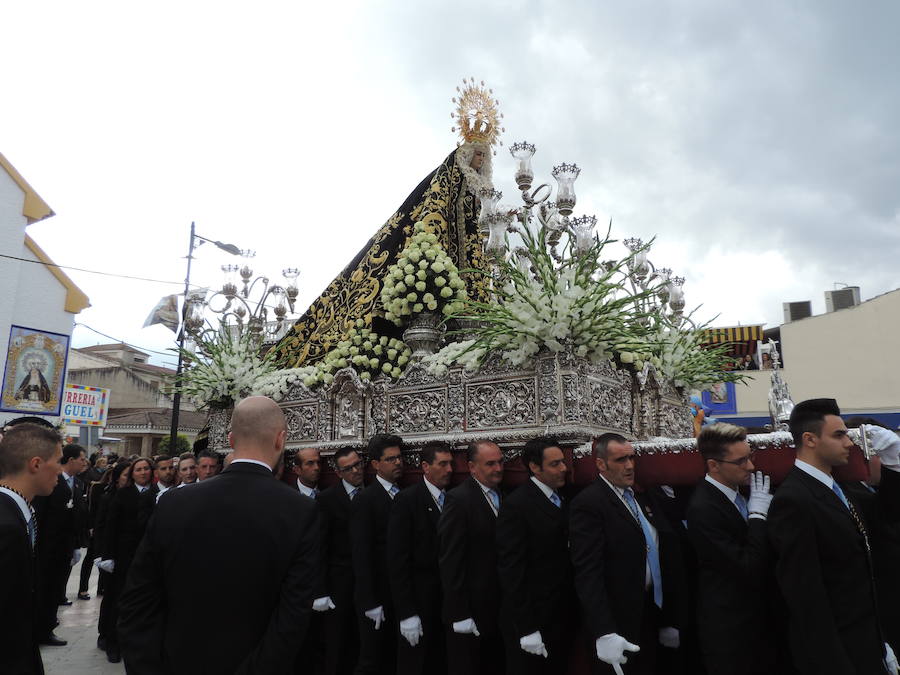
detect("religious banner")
[0,325,69,416]
[61,384,110,427]
[701,380,737,414]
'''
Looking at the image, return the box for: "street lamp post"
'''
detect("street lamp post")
[169,222,241,451]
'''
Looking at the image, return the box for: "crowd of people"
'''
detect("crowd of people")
[0,395,899,674]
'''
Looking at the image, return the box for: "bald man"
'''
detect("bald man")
[119,397,320,674]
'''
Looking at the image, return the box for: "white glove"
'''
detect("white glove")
[364,606,384,630]
[520,631,548,658]
[748,471,773,519]
[70,548,83,566]
[595,633,640,665]
[886,642,899,675]
[864,425,900,470]
[399,615,424,647]
[96,559,115,573]
[452,618,480,636]
[659,626,680,649]
[312,596,335,612]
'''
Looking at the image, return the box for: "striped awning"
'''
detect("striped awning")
[701,325,764,344]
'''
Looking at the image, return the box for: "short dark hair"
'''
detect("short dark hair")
[367,434,403,462]
[196,451,217,462]
[3,416,56,430]
[153,454,173,464]
[62,443,86,465]
[789,398,841,448]
[697,423,747,463]
[178,452,195,462]
[845,416,888,430]
[0,423,61,477]
[521,436,561,474]
[421,441,451,465]
[334,447,359,464]
[592,433,628,460]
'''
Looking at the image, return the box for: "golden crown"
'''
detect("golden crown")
[451,77,504,150]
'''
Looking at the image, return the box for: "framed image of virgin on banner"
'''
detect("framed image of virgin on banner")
[701,381,737,415]
[0,325,70,416]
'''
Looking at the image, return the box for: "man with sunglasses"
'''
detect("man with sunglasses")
[316,447,365,675]
[686,422,777,674]
[351,434,405,674]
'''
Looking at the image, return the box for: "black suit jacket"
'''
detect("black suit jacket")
[686,478,775,673]
[768,465,900,674]
[0,493,43,674]
[438,477,501,629]
[33,473,88,557]
[387,480,442,622]
[118,462,319,675]
[569,477,684,642]
[102,485,155,566]
[351,480,396,613]
[496,478,574,638]
[317,481,354,601]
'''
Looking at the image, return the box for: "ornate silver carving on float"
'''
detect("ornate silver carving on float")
[208,407,232,452]
[284,405,317,442]
[389,390,446,434]
[467,379,537,429]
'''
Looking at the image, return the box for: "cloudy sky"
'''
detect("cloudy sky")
[3,0,898,366]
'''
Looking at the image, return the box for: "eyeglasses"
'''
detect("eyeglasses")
[337,460,364,473]
[716,452,756,467]
[380,455,403,464]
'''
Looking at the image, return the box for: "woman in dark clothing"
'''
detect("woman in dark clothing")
[78,469,113,600]
[94,461,132,659]
[100,457,154,663]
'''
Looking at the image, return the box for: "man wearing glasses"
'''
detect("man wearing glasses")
[686,423,777,674]
[316,447,365,675]
[351,434,404,674]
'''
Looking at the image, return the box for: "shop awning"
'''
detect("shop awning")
[701,325,764,344]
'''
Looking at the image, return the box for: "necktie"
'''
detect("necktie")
[831,482,850,510]
[549,492,562,508]
[67,476,74,492]
[624,488,663,608]
[312,488,318,499]
[735,493,749,521]
[488,489,500,511]
[389,485,399,499]
[437,491,445,510]
[350,487,360,500]
[27,517,36,549]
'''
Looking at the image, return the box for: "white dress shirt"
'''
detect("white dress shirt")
[423,477,445,510]
[342,479,358,496]
[297,479,317,499]
[474,477,499,516]
[376,474,398,497]
[794,459,838,490]
[529,475,557,502]
[230,458,273,471]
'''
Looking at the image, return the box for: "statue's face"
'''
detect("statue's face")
[470,149,485,171]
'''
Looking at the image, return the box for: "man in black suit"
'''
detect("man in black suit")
[686,423,777,674]
[118,396,320,674]
[768,398,900,675]
[0,422,63,674]
[569,433,685,674]
[388,440,453,674]
[497,436,575,674]
[294,446,322,498]
[350,433,404,675]
[438,440,506,675]
[317,447,365,675]
[32,442,88,646]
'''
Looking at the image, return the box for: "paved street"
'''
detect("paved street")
[40,558,124,674]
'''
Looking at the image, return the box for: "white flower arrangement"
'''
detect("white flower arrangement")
[380,221,468,324]
[176,328,278,409]
[434,223,653,370]
[251,365,319,402]
[298,320,412,387]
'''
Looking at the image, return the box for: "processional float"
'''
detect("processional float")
[197,79,870,487]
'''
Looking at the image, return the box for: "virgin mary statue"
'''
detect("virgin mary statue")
[272,79,503,368]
